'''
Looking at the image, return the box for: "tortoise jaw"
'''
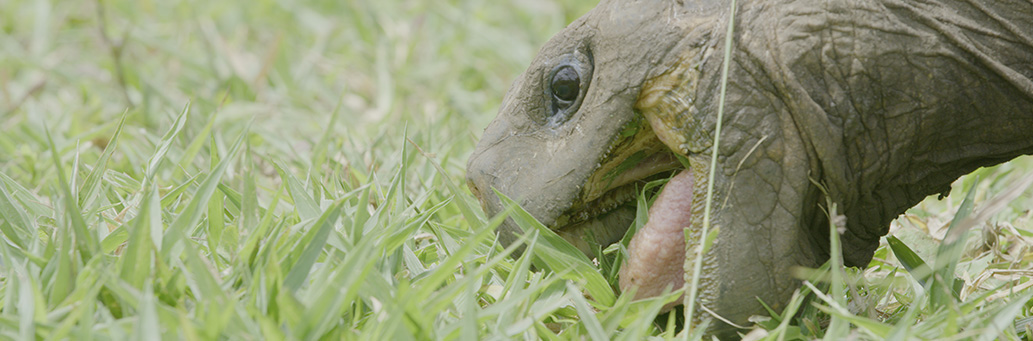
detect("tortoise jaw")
[550,149,684,256]
[540,114,685,255]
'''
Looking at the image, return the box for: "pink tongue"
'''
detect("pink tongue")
[618,170,694,308]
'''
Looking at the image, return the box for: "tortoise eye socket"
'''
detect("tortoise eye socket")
[543,48,592,127]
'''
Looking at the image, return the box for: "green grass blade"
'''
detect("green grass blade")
[977,292,1033,341]
[824,201,849,338]
[886,290,928,340]
[14,261,40,340]
[459,267,479,341]
[100,226,129,254]
[145,103,190,181]
[274,160,321,222]
[180,240,231,312]
[217,182,244,213]
[159,173,201,208]
[240,185,285,267]
[284,200,342,292]
[303,237,377,338]
[161,125,247,258]
[47,220,75,310]
[132,280,161,340]
[207,137,227,253]
[416,139,486,227]
[239,142,260,237]
[78,111,127,208]
[932,180,979,305]
[0,178,30,248]
[767,287,809,341]
[45,126,97,260]
[568,281,608,340]
[175,110,218,176]
[887,235,931,287]
[120,183,159,289]
[350,184,373,242]
[410,208,508,314]
[308,103,342,182]
[687,0,737,331]
[494,189,616,307]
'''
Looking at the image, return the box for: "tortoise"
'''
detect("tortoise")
[466,0,1033,336]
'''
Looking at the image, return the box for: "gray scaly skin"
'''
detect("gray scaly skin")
[466,0,1033,337]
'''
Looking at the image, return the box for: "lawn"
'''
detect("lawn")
[1,0,1031,339]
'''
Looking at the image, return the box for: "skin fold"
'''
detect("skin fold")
[466,0,1033,337]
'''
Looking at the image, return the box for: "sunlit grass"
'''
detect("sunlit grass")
[0,0,1030,339]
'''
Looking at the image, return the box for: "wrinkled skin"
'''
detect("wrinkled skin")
[466,0,1033,337]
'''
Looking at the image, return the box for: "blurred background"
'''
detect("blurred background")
[1,0,596,174]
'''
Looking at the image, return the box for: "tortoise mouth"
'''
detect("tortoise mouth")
[552,169,677,230]
[542,114,685,255]
[549,150,684,254]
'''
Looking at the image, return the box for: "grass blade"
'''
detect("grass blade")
[887,235,931,287]
[207,137,226,253]
[494,189,616,307]
[414,138,486,227]
[978,292,1033,341]
[146,103,190,181]
[284,200,342,292]
[175,109,218,176]
[161,124,246,258]
[274,160,321,222]
[687,0,737,330]
[45,126,97,260]
[78,111,127,208]
[0,179,30,248]
[824,200,849,338]
[931,180,979,305]
[568,281,608,340]
[132,280,161,340]
[120,183,159,289]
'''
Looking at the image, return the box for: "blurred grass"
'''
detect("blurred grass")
[0,0,1031,339]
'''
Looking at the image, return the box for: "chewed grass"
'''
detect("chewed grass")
[0,0,1031,339]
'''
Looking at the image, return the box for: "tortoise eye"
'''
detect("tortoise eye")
[550,66,580,106]
[542,47,592,127]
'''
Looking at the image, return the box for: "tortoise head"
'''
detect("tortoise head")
[465,0,722,255]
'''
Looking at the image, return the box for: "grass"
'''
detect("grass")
[1,0,1031,339]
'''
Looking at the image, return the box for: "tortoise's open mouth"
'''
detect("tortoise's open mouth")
[548,124,684,256]
[553,152,682,229]
[541,116,710,310]
[549,171,677,256]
